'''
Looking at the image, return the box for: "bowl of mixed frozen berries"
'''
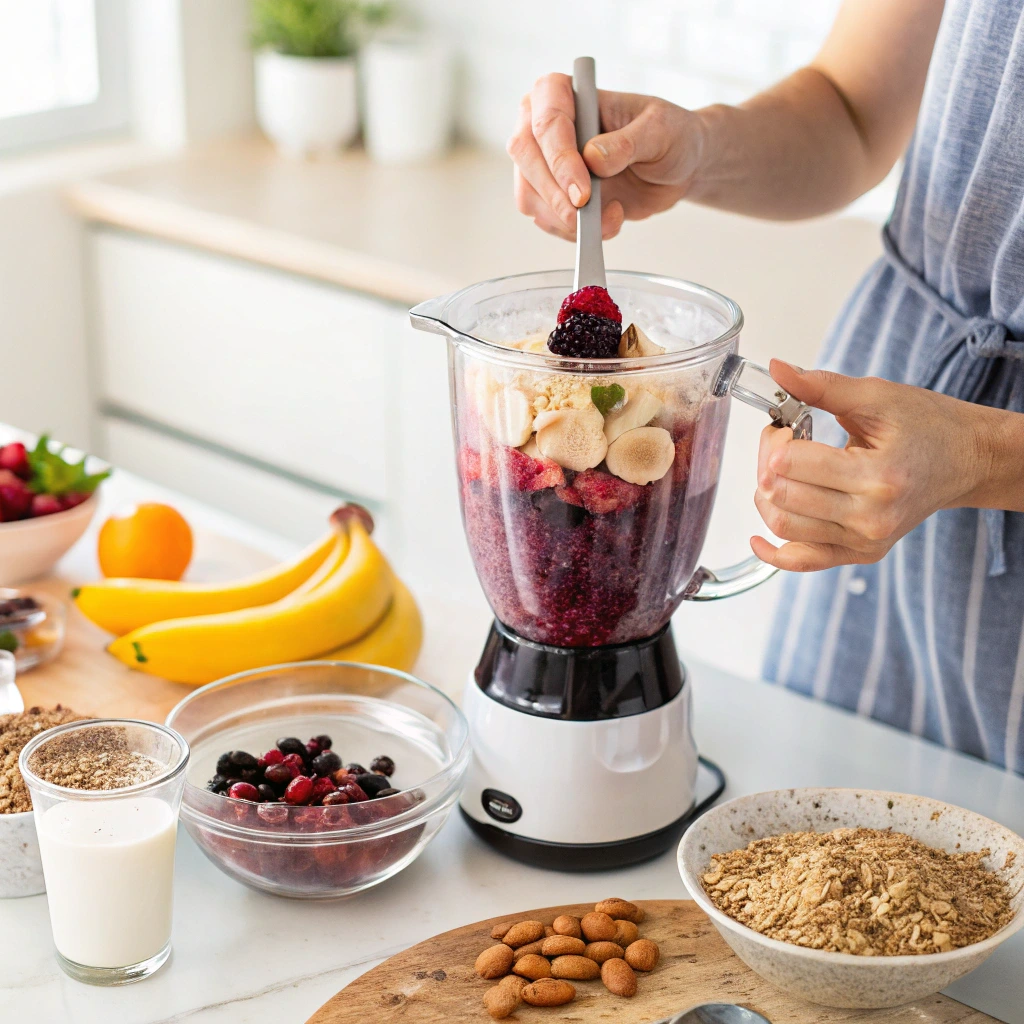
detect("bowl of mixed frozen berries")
[0,437,110,584]
[166,661,470,899]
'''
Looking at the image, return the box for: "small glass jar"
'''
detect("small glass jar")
[19,719,189,985]
[0,587,66,672]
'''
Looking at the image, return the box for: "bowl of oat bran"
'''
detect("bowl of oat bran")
[678,788,1024,1008]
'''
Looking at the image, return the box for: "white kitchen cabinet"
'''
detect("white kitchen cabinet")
[90,230,397,502]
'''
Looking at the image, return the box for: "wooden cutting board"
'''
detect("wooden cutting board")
[306,900,996,1024]
[14,531,274,723]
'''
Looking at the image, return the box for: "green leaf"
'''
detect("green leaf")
[0,630,18,653]
[250,0,393,58]
[591,383,626,416]
[26,434,111,498]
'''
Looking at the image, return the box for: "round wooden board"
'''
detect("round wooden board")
[306,899,995,1024]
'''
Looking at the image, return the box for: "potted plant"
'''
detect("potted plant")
[251,0,390,158]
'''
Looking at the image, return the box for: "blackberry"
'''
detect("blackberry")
[547,311,621,359]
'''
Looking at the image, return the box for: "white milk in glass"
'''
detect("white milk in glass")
[37,796,177,967]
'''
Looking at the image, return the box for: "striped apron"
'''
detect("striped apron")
[763,0,1024,773]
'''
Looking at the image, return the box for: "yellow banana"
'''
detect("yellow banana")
[108,517,392,685]
[319,575,423,672]
[73,529,337,636]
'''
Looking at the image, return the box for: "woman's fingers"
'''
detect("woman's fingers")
[507,96,577,230]
[750,536,861,573]
[767,436,871,493]
[757,472,853,524]
[514,168,574,240]
[530,73,591,206]
[754,492,847,546]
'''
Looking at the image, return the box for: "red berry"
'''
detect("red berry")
[61,492,89,509]
[28,493,63,518]
[322,790,350,806]
[499,447,564,492]
[284,775,314,805]
[305,739,322,760]
[227,781,260,802]
[0,442,31,480]
[555,483,586,507]
[260,748,284,767]
[557,285,621,325]
[338,780,368,803]
[571,468,644,514]
[458,447,483,483]
[0,482,32,519]
[310,776,337,803]
[282,752,305,777]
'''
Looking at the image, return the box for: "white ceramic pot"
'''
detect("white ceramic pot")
[361,36,453,163]
[254,51,359,158]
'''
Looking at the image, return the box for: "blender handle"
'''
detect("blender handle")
[682,355,813,602]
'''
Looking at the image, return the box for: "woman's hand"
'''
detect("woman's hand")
[507,73,704,241]
[751,360,998,572]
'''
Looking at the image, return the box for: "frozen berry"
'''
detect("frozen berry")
[547,311,621,359]
[572,468,644,514]
[284,775,314,805]
[228,750,258,769]
[322,790,350,806]
[276,737,305,757]
[355,773,392,797]
[345,763,367,776]
[370,755,395,776]
[258,748,284,768]
[228,781,259,802]
[338,780,368,802]
[257,802,289,825]
[282,753,305,777]
[305,739,322,760]
[206,774,229,793]
[459,447,483,483]
[310,776,337,803]
[500,447,564,492]
[557,285,621,325]
[313,734,333,750]
[0,443,30,479]
[256,783,278,802]
[237,767,260,783]
[215,753,234,776]
[376,787,400,798]
[263,763,293,789]
[29,493,62,518]
[311,750,342,777]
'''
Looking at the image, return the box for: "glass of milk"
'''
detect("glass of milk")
[19,718,189,985]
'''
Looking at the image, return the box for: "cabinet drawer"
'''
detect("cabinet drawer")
[91,230,398,501]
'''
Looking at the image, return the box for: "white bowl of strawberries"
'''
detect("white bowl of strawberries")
[0,437,109,584]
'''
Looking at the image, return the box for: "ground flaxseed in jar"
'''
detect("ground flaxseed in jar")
[0,705,86,813]
[702,826,1014,956]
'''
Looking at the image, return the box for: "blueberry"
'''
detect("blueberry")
[227,750,258,770]
[276,737,306,757]
[355,772,392,797]
[369,755,395,777]
[206,774,229,793]
[257,783,278,802]
[215,753,233,776]
[311,751,342,777]
[314,734,333,750]
[345,763,367,776]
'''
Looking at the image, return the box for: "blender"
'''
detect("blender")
[410,59,811,870]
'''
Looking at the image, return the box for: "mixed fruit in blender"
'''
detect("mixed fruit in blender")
[456,285,730,647]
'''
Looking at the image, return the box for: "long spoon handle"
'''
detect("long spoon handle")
[572,56,606,290]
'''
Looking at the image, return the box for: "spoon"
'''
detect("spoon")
[0,649,22,714]
[572,55,606,290]
[653,1004,774,1024]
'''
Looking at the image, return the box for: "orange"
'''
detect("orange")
[98,503,193,580]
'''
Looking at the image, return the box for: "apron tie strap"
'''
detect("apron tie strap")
[881,227,1022,576]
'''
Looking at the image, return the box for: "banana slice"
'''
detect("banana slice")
[604,389,662,444]
[519,435,541,458]
[536,406,608,471]
[606,426,676,485]
[619,323,667,358]
[483,386,534,446]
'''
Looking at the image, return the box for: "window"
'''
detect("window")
[0,0,129,152]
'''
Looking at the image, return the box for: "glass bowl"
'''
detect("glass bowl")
[0,588,66,672]
[164,662,469,900]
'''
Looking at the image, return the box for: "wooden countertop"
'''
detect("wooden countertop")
[64,137,883,316]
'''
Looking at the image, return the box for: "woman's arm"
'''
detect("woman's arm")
[509,0,945,236]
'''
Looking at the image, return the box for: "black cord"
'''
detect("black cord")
[690,755,727,822]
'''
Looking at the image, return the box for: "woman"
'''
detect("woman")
[507,0,1024,772]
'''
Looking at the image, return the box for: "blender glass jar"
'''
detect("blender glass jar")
[412,270,810,648]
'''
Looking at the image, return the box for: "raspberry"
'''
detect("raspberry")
[0,442,31,480]
[260,748,284,767]
[500,447,565,492]
[572,469,644,514]
[557,286,621,325]
[282,752,305,777]
[548,312,621,359]
[555,483,586,507]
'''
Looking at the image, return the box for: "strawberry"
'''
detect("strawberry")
[458,447,483,483]
[0,481,32,519]
[0,442,30,480]
[555,483,585,507]
[557,285,622,325]
[572,469,644,514]
[501,447,565,491]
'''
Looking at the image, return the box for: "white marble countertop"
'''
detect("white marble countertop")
[2,469,1023,1024]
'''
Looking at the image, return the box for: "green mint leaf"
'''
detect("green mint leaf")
[0,630,18,652]
[591,383,626,416]
[26,434,111,496]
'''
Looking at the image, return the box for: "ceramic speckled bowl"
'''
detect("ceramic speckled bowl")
[678,788,1024,1009]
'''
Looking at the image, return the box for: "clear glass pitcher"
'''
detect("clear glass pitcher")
[411,270,811,648]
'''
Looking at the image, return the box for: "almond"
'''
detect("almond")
[498,975,528,998]
[595,898,645,924]
[550,954,600,980]
[501,920,545,948]
[544,924,556,937]
[512,939,545,962]
[475,943,514,980]
[612,919,639,947]
[512,953,551,980]
[581,911,616,942]
[601,957,638,997]
[490,920,515,940]
[552,914,582,938]
[483,983,519,1019]
[522,978,576,1007]
[542,935,586,957]
[584,940,624,964]
[624,938,660,972]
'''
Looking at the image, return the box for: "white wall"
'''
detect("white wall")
[405,0,844,149]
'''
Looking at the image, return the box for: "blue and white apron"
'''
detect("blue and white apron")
[763,0,1024,773]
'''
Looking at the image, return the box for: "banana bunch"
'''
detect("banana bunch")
[74,505,423,685]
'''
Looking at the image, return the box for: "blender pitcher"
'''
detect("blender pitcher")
[410,269,810,869]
